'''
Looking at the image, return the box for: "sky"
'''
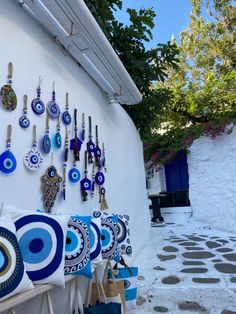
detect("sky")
[115,0,193,48]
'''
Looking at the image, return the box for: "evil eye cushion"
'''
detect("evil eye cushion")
[92,211,119,261]
[90,217,102,266]
[0,215,33,301]
[64,215,92,278]
[116,214,132,257]
[1,204,69,286]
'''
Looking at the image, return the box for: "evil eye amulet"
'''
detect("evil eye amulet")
[68,167,81,183]
[95,147,101,157]
[19,116,30,128]
[80,178,91,191]
[62,111,71,125]
[87,141,95,152]
[31,98,45,115]
[95,171,105,185]
[42,135,51,154]
[47,101,60,119]
[54,132,62,148]
[0,151,17,174]
[48,166,56,178]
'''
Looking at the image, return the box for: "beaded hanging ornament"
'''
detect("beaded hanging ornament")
[0,125,17,174]
[91,162,95,198]
[54,115,62,149]
[80,151,91,202]
[31,76,45,115]
[47,82,60,119]
[42,114,51,154]
[86,116,95,164]
[70,108,82,161]
[0,62,17,111]
[62,127,69,200]
[41,155,62,213]
[19,95,30,129]
[62,93,71,125]
[24,125,43,171]
[80,113,85,142]
[94,125,101,168]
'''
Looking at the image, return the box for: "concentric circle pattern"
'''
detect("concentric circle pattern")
[101,218,117,260]
[90,221,101,261]
[24,148,43,171]
[31,99,45,115]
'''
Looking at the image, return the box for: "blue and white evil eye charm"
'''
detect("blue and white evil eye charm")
[80,178,91,191]
[19,116,30,129]
[95,171,105,185]
[0,151,17,174]
[42,134,51,154]
[87,140,95,152]
[48,166,56,178]
[68,167,81,183]
[24,148,43,171]
[31,99,45,115]
[95,147,101,157]
[47,102,60,119]
[54,132,62,149]
[62,111,71,125]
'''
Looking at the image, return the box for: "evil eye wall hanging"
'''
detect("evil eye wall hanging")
[41,162,62,213]
[42,114,51,154]
[47,82,60,119]
[80,151,91,201]
[24,125,43,171]
[19,95,30,129]
[0,125,17,174]
[31,76,45,115]
[87,116,95,164]
[0,62,17,111]
[70,109,82,161]
[95,171,105,185]
[54,116,62,149]
[95,125,101,167]
[68,166,81,183]
[62,93,71,125]
[62,127,69,200]
[80,113,85,141]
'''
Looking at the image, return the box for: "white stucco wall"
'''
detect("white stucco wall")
[188,128,236,233]
[0,1,150,312]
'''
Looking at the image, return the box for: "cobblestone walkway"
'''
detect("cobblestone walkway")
[134,220,236,314]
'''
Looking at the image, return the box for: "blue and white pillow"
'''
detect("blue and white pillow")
[116,214,132,256]
[1,204,69,286]
[0,215,33,301]
[64,215,92,278]
[90,217,102,266]
[93,211,119,260]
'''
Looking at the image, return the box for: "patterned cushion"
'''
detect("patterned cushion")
[116,214,132,256]
[1,204,69,286]
[64,215,92,278]
[93,211,119,260]
[90,217,102,266]
[0,215,33,301]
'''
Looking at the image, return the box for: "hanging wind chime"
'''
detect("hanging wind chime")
[80,151,91,201]
[42,114,51,154]
[31,76,45,115]
[54,115,62,149]
[47,81,60,119]
[24,125,43,170]
[1,62,17,111]
[62,127,69,200]
[62,92,72,125]
[19,94,30,129]
[41,154,62,213]
[87,116,95,164]
[0,125,17,174]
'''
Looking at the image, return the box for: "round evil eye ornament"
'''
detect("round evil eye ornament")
[68,167,81,183]
[54,132,62,149]
[0,151,17,174]
[42,134,51,154]
[31,99,45,115]
[95,171,105,185]
[47,102,60,119]
[80,178,91,191]
[95,147,101,157]
[62,111,71,125]
[24,148,43,171]
[87,140,95,152]
[19,116,30,129]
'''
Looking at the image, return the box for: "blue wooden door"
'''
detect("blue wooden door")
[164,151,189,192]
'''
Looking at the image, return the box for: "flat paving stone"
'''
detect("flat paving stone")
[138,275,145,281]
[152,225,166,228]
[153,306,169,313]
[184,246,204,251]
[222,254,236,262]
[163,246,179,252]
[178,301,208,312]
[153,266,166,271]
[171,239,187,243]
[206,241,222,249]
[187,236,206,242]
[230,277,236,283]
[179,241,198,246]
[165,222,175,225]
[182,251,215,259]
[136,296,147,306]
[199,235,209,237]
[183,261,205,266]
[218,239,229,244]
[180,267,208,273]
[229,238,236,242]
[217,248,234,253]
[211,236,220,239]
[221,310,236,314]
[214,263,236,274]
[162,276,180,284]
[212,259,222,263]
[192,277,220,284]
[157,254,176,261]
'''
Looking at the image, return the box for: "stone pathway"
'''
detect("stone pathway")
[133,220,236,314]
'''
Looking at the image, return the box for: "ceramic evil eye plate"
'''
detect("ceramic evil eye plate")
[31,99,45,115]
[87,140,95,152]
[42,134,51,154]
[62,111,71,125]
[54,132,62,149]
[95,171,105,185]
[0,151,17,174]
[47,101,60,119]
[24,148,43,171]
[1,85,17,111]
[80,178,91,191]
[19,116,30,129]
[68,167,81,183]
